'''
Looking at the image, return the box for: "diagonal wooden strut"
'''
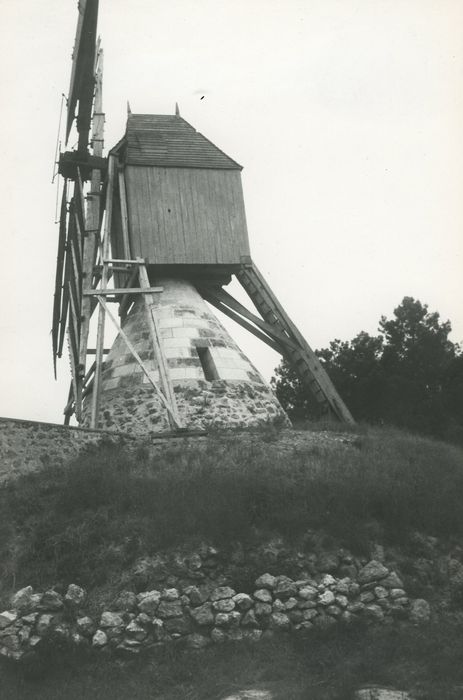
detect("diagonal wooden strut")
[199,289,283,354]
[198,285,299,353]
[138,262,182,430]
[233,262,354,424]
[95,295,182,429]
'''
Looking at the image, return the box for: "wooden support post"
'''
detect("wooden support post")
[138,262,182,429]
[90,153,116,428]
[119,266,139,322]
[236,262,355,424]
[199,285,299,351]
[63,381,74,425]
[95,296,181,428]
[118,168,131,259]
[199,289,283,354]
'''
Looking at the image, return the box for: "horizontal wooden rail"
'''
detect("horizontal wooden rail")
[83,287,163,296]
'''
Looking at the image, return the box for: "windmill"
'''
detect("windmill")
[52,0,354,433]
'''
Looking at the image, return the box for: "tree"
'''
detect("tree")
[316,332,385,423]
[272,297,463,443]
[377,298,458,436]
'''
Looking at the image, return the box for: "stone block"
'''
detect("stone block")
[158,317,183,329]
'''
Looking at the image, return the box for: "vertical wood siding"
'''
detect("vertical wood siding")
[125,166,250,264]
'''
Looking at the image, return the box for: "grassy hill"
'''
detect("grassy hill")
[1,423,463,698]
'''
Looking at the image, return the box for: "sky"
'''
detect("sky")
[0,0,462,424]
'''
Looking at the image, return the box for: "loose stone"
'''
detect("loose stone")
[211,627,226,643]
[76,616,95,636]
[233,593,253,611]
[254,602,272,618]
[11,587,34,612]
[36,614,54,636]
[190,603,214,626]
[253,589,273,603]
[64,584,86,608]
[255,573,276,590]
[213,598,235,613]
[41,590,64,611]
[298,586,317,600]
[137,591,161,616]
[241,610,259,628]
[270,612,291,630]
[358,561,389,585]
[410,599,431,624]
[319,591,335,606]
[274,577,298,600]
[0,611,18,629]
[92,630,108,647]
[100,612,124,629]
[364,605,384,622]
[210,586,235,601]
[374,586,389,599]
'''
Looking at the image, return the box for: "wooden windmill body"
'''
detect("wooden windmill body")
[53,0,354,431]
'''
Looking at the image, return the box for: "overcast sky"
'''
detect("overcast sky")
[0,0,462,424]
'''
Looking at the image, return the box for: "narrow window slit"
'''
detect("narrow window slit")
[197,346,219,381]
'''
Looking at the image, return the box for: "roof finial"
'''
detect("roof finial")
[127,101,132,115]
[175,102,180,117]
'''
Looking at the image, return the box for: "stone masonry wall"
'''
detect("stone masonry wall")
[0,559,431,663]
[81,279,289,434]
[0,416,207,484]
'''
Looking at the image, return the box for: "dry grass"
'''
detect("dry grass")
[1,425,463,698]
[0,424,462,594]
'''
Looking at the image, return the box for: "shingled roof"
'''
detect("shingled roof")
[121,114,242,170]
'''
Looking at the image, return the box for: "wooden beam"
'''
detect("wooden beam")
[94,264,135,272]
[63,381,74,424]
[75,168,86,240]
[103,258,146,265]
[200,285,299,351]
[118,267,139,322]
[95,295,181,428]
[118,168,131,259]
[52,181,68,376]
[201,291,283,354]
[91,153,116,428]
[237,263,355,424]
[83,287,163,296]
[58,241,71,357]
[138,263,182,429]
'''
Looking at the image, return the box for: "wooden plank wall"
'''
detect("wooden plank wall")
[125,166,250,265]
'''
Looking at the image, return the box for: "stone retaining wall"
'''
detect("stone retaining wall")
[0,416,207,483]
[0,560,430,662]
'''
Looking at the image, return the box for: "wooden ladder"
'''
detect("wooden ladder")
[236,262,354,424]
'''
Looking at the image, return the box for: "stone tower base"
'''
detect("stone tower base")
[82,279,289,434]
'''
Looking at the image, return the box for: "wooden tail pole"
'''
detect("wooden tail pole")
[236,261,355,424]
